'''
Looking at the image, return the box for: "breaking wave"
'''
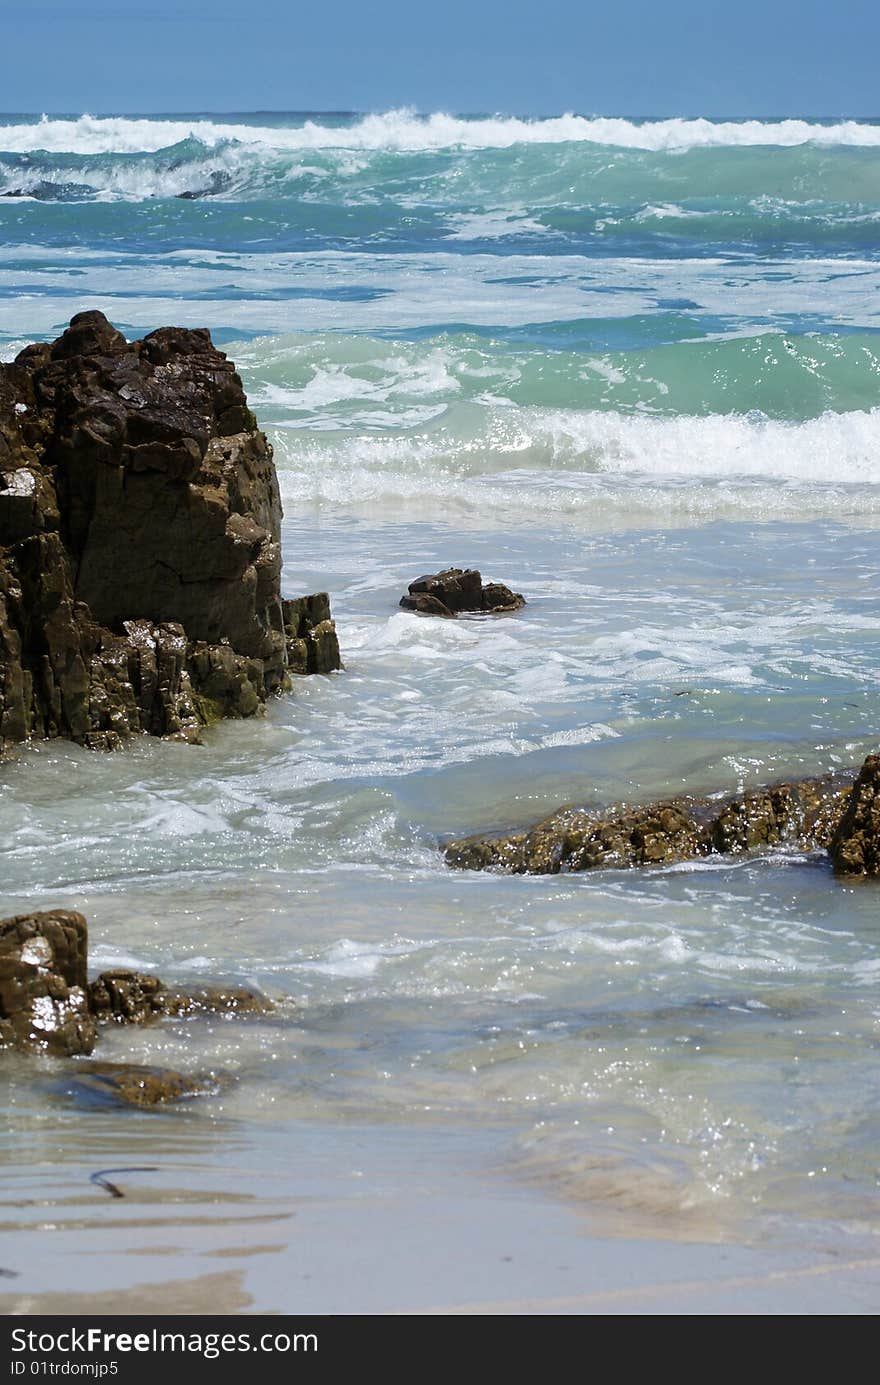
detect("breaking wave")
[3,111,880,155]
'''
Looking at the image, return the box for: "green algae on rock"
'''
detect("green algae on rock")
[0,312,340,752]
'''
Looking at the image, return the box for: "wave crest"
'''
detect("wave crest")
[3,111,880,156]
[269,403,880,528]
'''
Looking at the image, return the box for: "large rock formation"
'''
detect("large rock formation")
[445,769,857,875]
[0,311,340,750]
[830,754,880,877]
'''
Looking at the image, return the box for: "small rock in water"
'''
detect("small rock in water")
[63,1061,216,1109]
[1,912,273,1057]
[88,968,273,1023]
[399,567,525,618]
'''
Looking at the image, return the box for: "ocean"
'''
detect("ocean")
[1,111,879,1311]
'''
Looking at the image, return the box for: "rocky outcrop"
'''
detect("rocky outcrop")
[0,311,340,751]
[830,754,880,877]
[445,769,856,875]
[400,567,524,618]
[1,911,271,1056]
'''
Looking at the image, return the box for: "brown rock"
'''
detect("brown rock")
[481,581,526,613]
[65,1061,211,1108]
[88,969,272,1024]
[399,591,457,618]
[400,567,525,618]
[445,770,856,875]
[0,911,96,1055]
[1,913,273,1056]
[445,797,708,874]
[0,312,341,751]
[708,775,852,856]
[830,753,880,877]
[87,969,168,1024]
[282,592,342,674]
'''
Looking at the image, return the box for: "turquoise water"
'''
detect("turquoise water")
[1,114,879,1283]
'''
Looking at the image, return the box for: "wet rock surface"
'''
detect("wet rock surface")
[1,912,271,1056]
[282,592,342,674]
[1,311,340,752]
[400,567,525,618]
[88,969,272,1024]
[445,769,857,875]
[830,754,880,878]
[64,1062,213,1109]
[0,910,96,1056]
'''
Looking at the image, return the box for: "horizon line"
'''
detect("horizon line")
[1,109,879,121]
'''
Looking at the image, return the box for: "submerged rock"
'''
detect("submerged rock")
[400,567,525,618]
[0,911,96,1055]
[0,311,341,752]
[65,1062,212,1109]
[445,770,855,875]
[830,754,880,878]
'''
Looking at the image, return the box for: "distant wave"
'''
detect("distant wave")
[237,328,880,425]
[3,111,880,156]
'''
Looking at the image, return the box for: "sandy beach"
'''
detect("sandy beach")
[3,1117,879,1316]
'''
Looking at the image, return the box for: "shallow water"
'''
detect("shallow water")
[1,114,879,1299]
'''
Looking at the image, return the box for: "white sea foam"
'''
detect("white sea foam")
[3,111,880,155]
[633,203,718,221]
[270,404,880,528]
[564,407,880,484]
[4,250,880,348]
[443,210,550,240]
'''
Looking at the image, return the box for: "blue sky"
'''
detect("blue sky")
[0,0,876,116]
